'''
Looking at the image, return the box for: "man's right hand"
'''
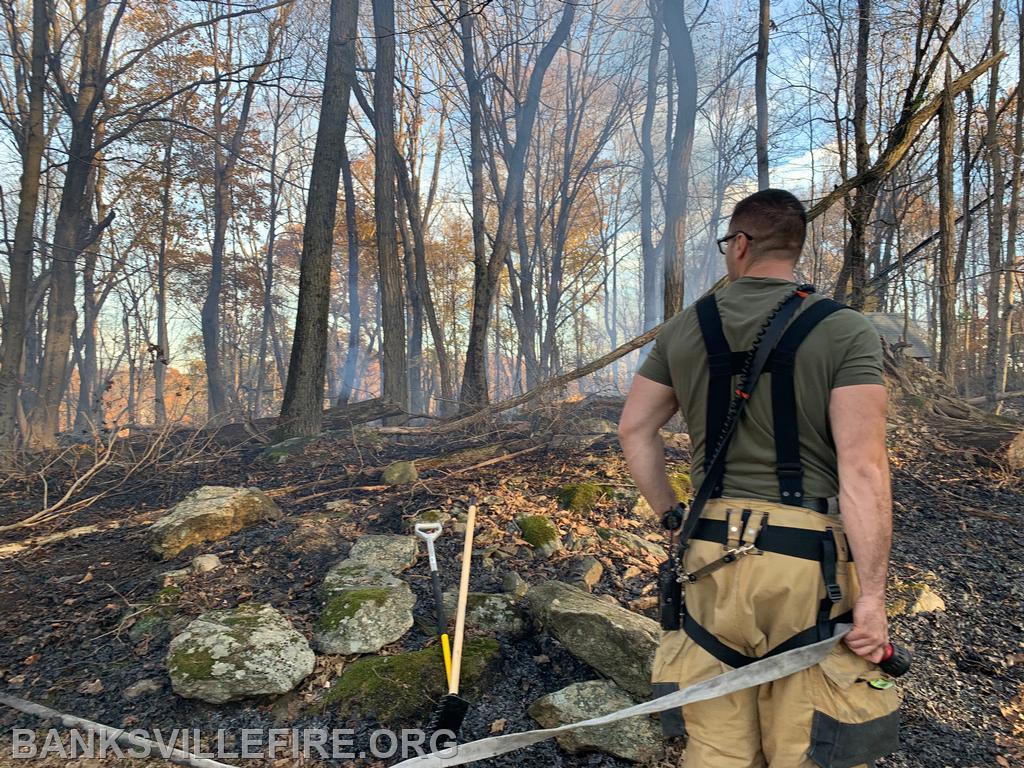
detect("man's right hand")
[844,595,889,663]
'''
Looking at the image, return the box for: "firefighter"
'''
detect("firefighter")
[618,189,900,767]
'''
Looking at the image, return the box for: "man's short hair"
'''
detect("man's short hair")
[730,188,807,259]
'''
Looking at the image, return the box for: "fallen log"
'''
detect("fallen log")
[198,397,405,445]
[377,327,661,435]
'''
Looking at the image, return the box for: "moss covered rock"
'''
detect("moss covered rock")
[556,482,612,513]
[323,637,500,722]
[441,592,526,636]
[320,559,403,597]
[313,583,415,655]
[516,515,562,558]
[166,603,314,704]
[525,581,659,698]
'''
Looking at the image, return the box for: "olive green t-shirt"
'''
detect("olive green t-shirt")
[638,277,884,500]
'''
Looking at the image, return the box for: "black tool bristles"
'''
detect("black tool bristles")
[430,692,470,741]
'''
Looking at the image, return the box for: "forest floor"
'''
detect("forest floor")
[0,395,1021,768]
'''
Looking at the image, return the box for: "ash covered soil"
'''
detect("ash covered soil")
[0,400,1021,768]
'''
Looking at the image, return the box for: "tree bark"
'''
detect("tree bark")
[277,0,359,439]
[755,0,771,189]
[996,2,1022,411]
[640,0,662,331]
[660,0,697,318]
[835,0,872,309]
[336,141,361,406]
[26,0,106,449]
[0,0,47,458]
[937,62,957,382]
[372,0,407,420]
[153,130,174,425]
[984,0,1004,406]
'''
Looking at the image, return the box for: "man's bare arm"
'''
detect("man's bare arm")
[618,376,680,516]
[829,383,892,661]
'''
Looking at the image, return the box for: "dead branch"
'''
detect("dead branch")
[805,53,1004,222]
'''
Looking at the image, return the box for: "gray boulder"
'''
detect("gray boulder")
[347,534,418,573]
[314,583,415,655]
[525,581,659,697]
[441,591,526,636]
[166,603,314,704]
[149,486,281,560]
[381,460,418,485]
[315,555,416,654]
[261,436,314,463]
[528,680,663,764]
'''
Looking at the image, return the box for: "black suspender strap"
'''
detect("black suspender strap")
[769,298,847,504]
[676,287,812,559]
[696,295,732,496]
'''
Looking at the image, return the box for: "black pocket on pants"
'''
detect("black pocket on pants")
[808,709,899,768]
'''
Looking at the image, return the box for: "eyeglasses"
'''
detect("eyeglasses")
[716,230,754,254]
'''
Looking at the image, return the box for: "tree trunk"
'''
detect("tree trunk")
[996,3,1022,411]
[336,141,361,406]
[755,0,771,189]
[984,0,1004,406]
[835,0,872,309]
[937,62,957,381]
[26,0,105,449]
[153,130,173,425]
[277,0,359,439]
[660,0,697,318]
[640,0,662,331]
[201,4,290,423]
[0,0,47,458]
[372,0,407,420]
[457,0,493,408]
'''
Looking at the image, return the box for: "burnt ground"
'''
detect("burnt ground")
[0,400,1021,768]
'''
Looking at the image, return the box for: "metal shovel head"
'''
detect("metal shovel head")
[431,692,470,740]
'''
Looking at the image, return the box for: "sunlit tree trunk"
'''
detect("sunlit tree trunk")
[0,0,47,459]
[277,0,359,439]
[660,0,696,318]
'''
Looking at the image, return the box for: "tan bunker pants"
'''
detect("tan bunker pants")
[651,498,901,767]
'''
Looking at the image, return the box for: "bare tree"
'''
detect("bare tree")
[937,61,957,380]
[0,0,47,458]
[277,0,359,438]
[372,0,407,417]
[459,1,576,411]
[201,1,292,422]
[660,0,696,318]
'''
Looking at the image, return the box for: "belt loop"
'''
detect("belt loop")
[725,507,741,549]
[826,496,840,516]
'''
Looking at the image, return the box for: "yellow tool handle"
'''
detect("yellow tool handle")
[441,633,453,687]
